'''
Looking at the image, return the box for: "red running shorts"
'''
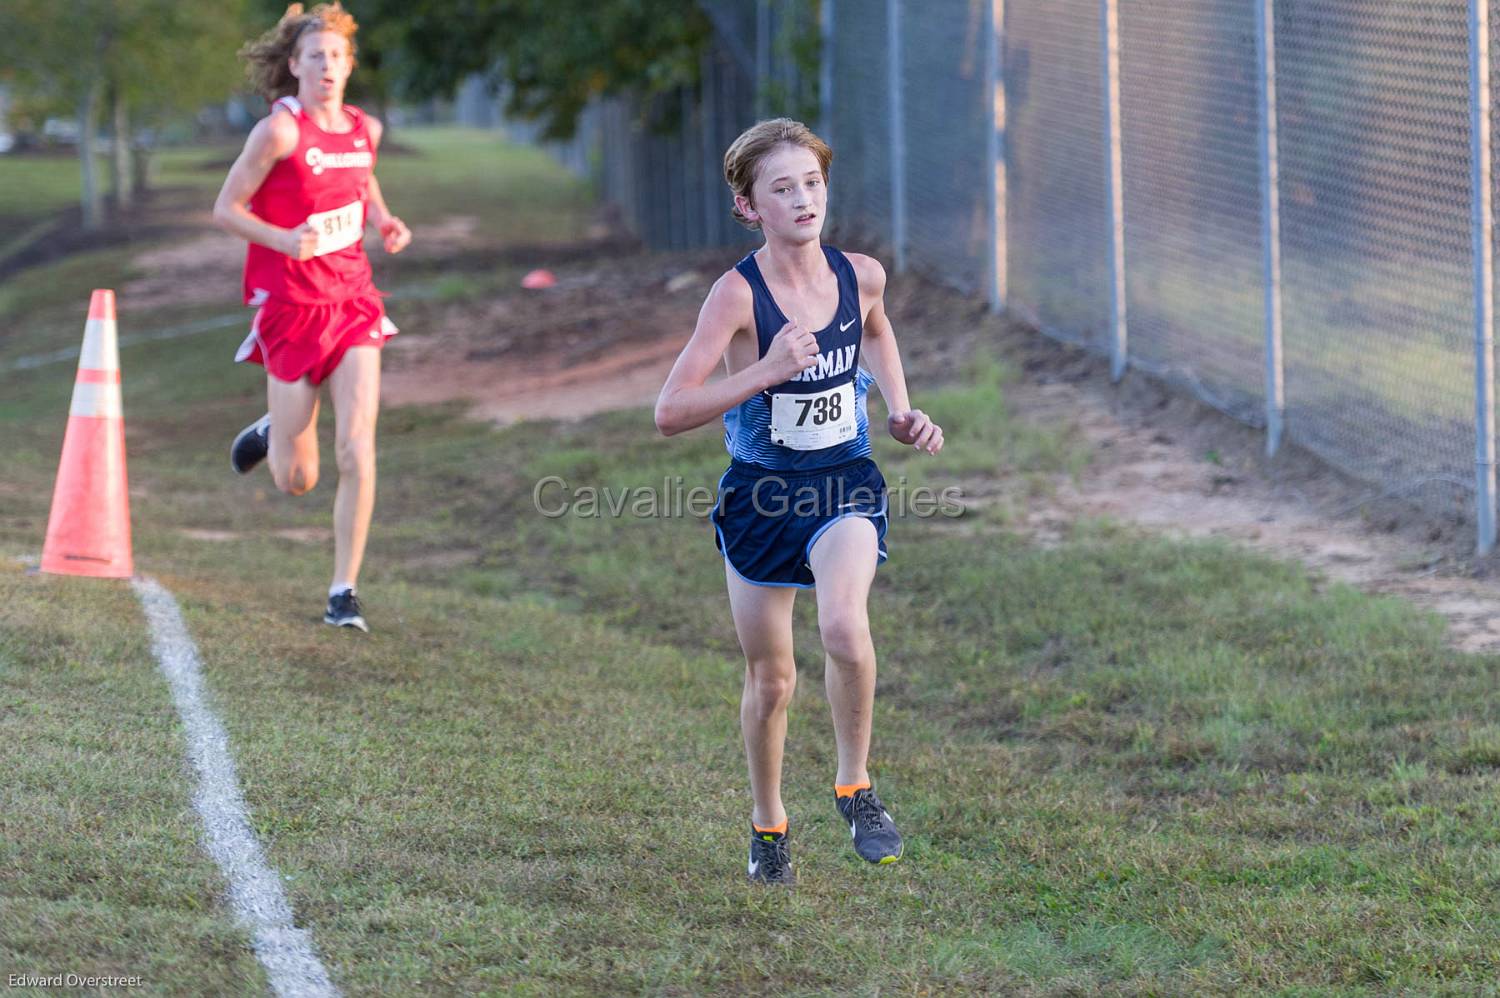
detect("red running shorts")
[235,295,397,386]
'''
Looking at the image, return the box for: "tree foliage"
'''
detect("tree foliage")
[0,0,249,223]
[247,0,714,139]
[0,0,247,124]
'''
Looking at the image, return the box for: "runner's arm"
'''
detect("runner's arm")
[211,113,309,257]
[363,117,410,254]
[655,271,816,436]
[851,253,944,454]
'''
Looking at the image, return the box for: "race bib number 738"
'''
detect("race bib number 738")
[769,381,856,451]
[306,200,364,256]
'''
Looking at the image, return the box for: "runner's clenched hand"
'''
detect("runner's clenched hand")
[763,318,819,383]
[379,217,411,254]
[888,409,943,454]
[282,222,319,261]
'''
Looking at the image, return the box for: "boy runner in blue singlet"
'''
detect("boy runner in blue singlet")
[656,119,945,885]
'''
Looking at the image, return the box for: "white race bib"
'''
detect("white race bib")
[768,381,856,451]
[307,200,364,256]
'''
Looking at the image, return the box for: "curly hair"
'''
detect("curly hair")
[240,3,360,103]
[723,118,833,231]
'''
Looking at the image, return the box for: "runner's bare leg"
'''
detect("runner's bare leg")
[808,516,880,788]
[328,345,381,589]
[726,566,799,829]
[266,373,320,495]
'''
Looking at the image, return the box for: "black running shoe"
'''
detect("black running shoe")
[835,787,903,864]
[230,414,271,474]
[324,589,369,633]
[747,825,794,885]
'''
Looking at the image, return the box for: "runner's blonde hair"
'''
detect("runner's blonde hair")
[240,3,360,103]
[724,118,833,231]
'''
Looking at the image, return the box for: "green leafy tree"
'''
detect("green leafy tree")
[252,0,713,139]
[107,1,249,205]
[0,0,112,227]
[0,0,247,227]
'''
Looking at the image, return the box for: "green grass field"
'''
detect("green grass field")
[4,128,1500,995]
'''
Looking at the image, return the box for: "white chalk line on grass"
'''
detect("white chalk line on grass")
[0,285,437,376]
[0,314,244,374]
[132,576,339,998]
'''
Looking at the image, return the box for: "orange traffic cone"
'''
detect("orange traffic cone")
[40,289,134,579]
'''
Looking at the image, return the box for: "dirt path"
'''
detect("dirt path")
[379,225,729,424]
[1004,339,1500,654]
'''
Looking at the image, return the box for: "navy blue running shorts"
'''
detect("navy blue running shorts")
[711,457,889,588]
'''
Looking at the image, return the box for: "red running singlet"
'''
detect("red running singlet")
[242,95,381,306]
[235,96,395,385]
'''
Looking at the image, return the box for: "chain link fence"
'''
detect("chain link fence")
[486,0,1500,551]
[1276,1,1475,514]
[1117,0,1265,424]
[1005,0,1110,350]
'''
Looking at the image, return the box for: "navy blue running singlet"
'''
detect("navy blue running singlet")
[723,246,875,472]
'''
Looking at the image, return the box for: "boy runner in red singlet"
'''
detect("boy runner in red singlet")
[656,119,945,884]
[213,3,410,632]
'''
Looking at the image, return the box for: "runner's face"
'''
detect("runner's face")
[290,30,353,102]
[748,145,826,244]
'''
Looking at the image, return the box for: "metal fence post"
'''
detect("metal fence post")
[682,85,698,247]
[820,0,835,142]
[1256,0,1285,456]
[756,0,771,120]
[702,49,720,244]
[888,0,907,274]
[1472,0,1496,554]
[1101,0,1127,381]
[986,0,1007,312]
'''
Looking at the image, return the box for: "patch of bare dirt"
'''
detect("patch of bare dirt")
[0,186,206,284]
[177,528,240,542]
[123,214,501,311]
[395,215,489,260]
[177,526,331,543]
[382,236,741,423]
[996,328,1500,655]
[126,227,243,310]
[274,526,332,543]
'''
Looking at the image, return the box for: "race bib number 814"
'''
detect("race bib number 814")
[769,381,856,451]
[306,200,364,256]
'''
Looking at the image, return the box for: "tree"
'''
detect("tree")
[254,0,713,139]
[106,1,249,205]
[0,0,109,227]
[0,0,248,226]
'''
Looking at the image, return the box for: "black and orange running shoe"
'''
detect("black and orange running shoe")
[747,824,794,885]
[836,787,903,864]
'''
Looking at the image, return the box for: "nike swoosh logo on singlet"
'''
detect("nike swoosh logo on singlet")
[840,318,855,332]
